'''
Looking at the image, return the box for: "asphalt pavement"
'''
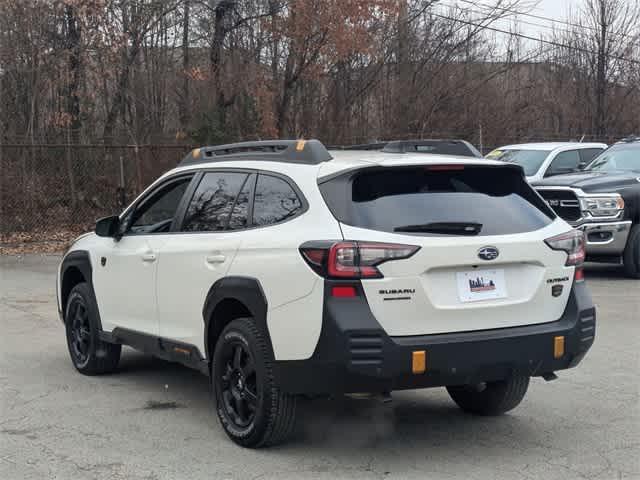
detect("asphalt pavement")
[1,255,638,480]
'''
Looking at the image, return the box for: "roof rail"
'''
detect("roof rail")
[618,135,640,144]
[179,139,332,166]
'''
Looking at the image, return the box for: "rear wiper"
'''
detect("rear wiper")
[394,222,482,235]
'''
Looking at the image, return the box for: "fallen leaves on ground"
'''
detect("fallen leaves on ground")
[0,228,89,255]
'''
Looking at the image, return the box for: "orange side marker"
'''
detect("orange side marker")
[412,350,426,374]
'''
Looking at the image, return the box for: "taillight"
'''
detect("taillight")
[300,241,419,279]
[545,230,585,281]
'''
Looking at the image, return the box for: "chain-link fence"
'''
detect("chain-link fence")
[0,135,625,252]
[0,144,192,251]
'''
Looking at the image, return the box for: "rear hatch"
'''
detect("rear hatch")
[319,163,577,336]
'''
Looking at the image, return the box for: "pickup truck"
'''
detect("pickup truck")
[533,138,640,278]
[487,142,607,183]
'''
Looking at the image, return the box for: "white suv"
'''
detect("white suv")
[57,139,596,447]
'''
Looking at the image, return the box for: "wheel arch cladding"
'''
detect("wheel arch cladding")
[627,187,640,223]
[60,251,93,321]
[203,276,272,362]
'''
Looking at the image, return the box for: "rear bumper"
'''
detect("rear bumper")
[273,280,595,395]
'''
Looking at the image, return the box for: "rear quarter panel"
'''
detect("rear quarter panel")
[227,171,343,360]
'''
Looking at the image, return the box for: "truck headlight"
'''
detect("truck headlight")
[579,195,624,217]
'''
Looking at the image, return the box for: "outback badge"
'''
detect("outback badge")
[478,246,499,261]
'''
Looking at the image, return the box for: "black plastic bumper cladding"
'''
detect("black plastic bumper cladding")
[272,280,596,395]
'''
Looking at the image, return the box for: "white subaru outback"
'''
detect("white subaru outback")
[57,139,596,447]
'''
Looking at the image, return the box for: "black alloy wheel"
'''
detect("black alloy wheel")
[217,340,259,429]
[64,283,121,375]
[212,318,297,447]
[68,296,92,368]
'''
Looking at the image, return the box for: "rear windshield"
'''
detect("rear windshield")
[319,166,555,236]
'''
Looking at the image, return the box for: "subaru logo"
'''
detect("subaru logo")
[478,246,499,261]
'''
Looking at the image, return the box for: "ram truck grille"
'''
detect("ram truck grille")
[537,189,581,222]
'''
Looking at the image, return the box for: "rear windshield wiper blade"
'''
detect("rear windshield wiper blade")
[394,222,482,235]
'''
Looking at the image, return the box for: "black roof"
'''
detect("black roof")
[382,139,482,157]
[328,139,482,158]
[328,142,387,151]
[179,139,333,167]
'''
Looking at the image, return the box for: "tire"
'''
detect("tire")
[446,375,530,416]
[623,224,640,279]
[64,283,121,375]
[212,317,297,448]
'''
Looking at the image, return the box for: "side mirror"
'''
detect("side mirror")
[95,215,120,238]
[577,162,588,170]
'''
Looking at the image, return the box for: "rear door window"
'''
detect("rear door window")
[546,150,580,176]
[320,166,554,236]
[182,172,249,232]
[579,148,605,165]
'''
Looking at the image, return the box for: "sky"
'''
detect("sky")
[487,0,585,37]
[536,0,582,19]
[437,0,588,40]
[523,0,583,35]
[437,0,591,55]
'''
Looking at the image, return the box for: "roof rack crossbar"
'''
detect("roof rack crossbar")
[179,139,332,166]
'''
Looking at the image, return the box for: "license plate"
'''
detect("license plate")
[456,269,507,303]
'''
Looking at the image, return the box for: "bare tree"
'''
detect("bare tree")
[549,0,640,136]
[0,0,638,147]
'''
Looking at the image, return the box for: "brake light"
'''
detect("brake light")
[426,164,465,171]
[300,241,419,279]
[545,230,585,267]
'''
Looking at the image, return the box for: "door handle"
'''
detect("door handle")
[206,254,226,264]
[141,252,157,262]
